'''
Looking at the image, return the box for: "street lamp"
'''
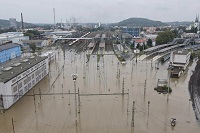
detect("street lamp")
[71,74,78,123]
[167,62,171,102]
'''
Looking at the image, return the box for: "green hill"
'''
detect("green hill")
[116,18,168,27]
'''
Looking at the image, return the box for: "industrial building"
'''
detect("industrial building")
[0,56,49,110]
[170,50,191,77]
[0,43,21,63]
[122,27,140,37]
[0,32,29,45]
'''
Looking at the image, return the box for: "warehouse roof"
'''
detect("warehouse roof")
[0,56,47,83]
[0,43,20,52]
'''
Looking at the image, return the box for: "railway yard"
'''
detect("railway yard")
[0,31,200,133]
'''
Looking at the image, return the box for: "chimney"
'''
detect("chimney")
[21,13,24,32]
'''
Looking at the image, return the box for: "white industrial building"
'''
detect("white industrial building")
[169,50,191,77]
[0,32,29,45]
[0,56,49,110]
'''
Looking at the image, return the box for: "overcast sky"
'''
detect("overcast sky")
[0,0,199,23]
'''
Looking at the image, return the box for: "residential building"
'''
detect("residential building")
[0,43,21,63]
[122,27,140,37]
[133,38,147,48]
[0,56,49,110]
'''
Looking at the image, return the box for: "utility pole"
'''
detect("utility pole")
[72,74,78,124]
[148,101,150,115]
[131,101,135,127]
[122,77,124,95]
[144,79,147,96]
[12,118,15,133]
[62,84,64,98]
[78,88,80,113]
[127,89,129,114]
[68,90,70,105]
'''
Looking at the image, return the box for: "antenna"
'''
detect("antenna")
[53,8,56,29]
[21,13,24,32]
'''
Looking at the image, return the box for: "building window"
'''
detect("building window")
[24,86,28,92]
[28,83,31,89]
[12,78,16,83]
[19,90,23,96]
[24,79,27,85]
[32,74,34,79]
[18,82,22,89]
[18,75,21,80]
[13,86,17,93]
[14,94,18,101]
[32,80,35,85]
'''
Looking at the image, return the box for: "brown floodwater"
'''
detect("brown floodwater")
[0,48,200,133]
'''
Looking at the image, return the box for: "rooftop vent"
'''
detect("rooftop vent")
[178,51,182,54]
[12,63,21,67]
[2,67,13,71]
[29,56,35,59]
[11,72,14,74]
[21,59,29,62]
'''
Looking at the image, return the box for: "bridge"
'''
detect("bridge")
[56,32,92,46]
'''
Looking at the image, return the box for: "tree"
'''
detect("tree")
[156,30,175,45]
[130,41,134,49]
[24,30,41,39]
[29,43,36,53]
[147,38,152,47]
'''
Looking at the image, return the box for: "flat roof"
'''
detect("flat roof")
[0,43,20,52]
[173,50,189,55]
[99,43,105,48]
[87,43,95,48]
[0,56,48,83]
[95,34,100,38]
[144,43,172,52]
[102,34,106,38]
[158,44,186,53]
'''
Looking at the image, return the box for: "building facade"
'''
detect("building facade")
[122,27,140,37]
[0,43,21,63]
[169,50,191,78]
[170,50,191,70]
[0,32,29,45]
[0,56,49,110]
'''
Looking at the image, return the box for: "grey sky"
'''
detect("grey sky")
[0,0,199,23]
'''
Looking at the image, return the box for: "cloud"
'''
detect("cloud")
[0,0,199,23]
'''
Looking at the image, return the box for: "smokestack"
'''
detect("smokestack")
[53,8,56,29]
[21,13,24,32]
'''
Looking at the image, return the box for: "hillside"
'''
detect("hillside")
[115,18,168,27]
[0,19,36,28]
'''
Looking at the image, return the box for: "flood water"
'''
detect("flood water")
[0,47,200,133]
